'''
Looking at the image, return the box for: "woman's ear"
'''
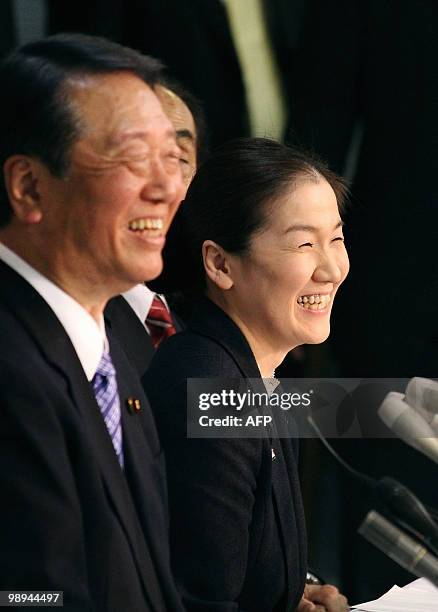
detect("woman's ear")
[202,240,234,290]
[3,156,43,224]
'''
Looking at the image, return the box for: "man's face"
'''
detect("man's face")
[156,86,197,189]
[37,72,185,295]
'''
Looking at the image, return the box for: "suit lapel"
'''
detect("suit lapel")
[110,337,169,611]
[105,295,155,374]
[171,309,184,333]
[271,422,306,610]
[257,390,303,610]
[0,264,162,611]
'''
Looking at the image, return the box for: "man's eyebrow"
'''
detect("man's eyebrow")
[176,128,194,141]
[110,127,177,145]
[285,220,345,233]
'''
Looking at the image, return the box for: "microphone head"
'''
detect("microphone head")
[378,391,408,429]
[378,392,438,464]
[359,510,438,587]
[378,392,435,436]
[376,477,438,552]
[406,377,438,426]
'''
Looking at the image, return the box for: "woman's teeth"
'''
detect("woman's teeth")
[297,294,331,310]
[129,218,163,231]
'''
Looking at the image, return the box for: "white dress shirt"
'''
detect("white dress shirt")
[0,243,107,381]
[122,284,155,326]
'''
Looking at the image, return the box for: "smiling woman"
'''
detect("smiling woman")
[204,175,349,377]
[171,137,349,377]
[143,138,349,612]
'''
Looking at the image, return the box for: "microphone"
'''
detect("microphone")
[376,477,438,556]
[378,391,438,465]
[307,416,438,555]
[359,510,438,587]
[405,377,438,433]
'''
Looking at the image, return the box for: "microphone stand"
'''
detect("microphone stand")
[307,416,438,558]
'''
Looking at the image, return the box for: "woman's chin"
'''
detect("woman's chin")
[300,324,331,346]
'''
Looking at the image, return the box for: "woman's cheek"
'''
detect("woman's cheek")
[340,248,350,281]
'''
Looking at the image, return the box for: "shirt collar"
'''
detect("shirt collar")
[0,243,107,381]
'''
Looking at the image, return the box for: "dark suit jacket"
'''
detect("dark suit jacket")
[0,262,184,612]
[105,294,184,378]
[143,298,307,612]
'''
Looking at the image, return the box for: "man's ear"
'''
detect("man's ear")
[3,156,43,224]
[202,240,234,290]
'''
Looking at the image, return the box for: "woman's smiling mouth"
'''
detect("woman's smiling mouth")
[297,293,331,311]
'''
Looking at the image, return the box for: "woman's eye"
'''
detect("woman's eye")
[332,236,345,243]
[179,158,190,166]
[299,242,313,248]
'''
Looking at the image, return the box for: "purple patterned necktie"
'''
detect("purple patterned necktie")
[92,351,124,468]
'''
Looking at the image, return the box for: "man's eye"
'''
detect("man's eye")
[332,236,345,243]
[299,242,313,248]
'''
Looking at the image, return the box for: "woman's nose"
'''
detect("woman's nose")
[313,249,346,284]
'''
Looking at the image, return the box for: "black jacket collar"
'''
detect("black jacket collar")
[188,297,262,379]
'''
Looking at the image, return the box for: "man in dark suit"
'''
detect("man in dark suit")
[105,82,199,376]
[0,34,186,611]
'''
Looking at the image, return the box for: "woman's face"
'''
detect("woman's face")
[226,178,349,353]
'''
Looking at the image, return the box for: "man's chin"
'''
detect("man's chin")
[112,258,164,295]
[138,256,164,283]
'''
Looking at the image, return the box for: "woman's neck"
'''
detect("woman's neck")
[206,292,290,378]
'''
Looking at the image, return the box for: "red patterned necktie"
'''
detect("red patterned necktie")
[146,295,177,348]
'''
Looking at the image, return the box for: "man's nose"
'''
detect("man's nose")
[140,157,183,204]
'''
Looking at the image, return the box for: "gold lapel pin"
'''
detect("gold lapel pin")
[126,397,141,414]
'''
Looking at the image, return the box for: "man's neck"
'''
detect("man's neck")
[0,234,109,324]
